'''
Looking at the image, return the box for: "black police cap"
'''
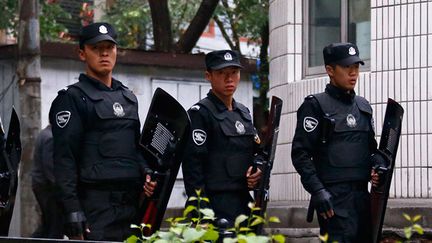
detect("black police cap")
[205,50,243,70]
[79,22,118,48]
[323,42,364,66]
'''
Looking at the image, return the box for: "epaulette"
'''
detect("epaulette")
[57,86,69,95]
[190,104,201,111]
[305,95,315,100]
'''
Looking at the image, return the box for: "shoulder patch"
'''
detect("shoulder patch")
[303,116,318,132]
[192,129,207,146]
[58,87,69,95]
[190,105,200,111]
[56,111,71,128]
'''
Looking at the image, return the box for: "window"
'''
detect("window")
[304,0,370,76]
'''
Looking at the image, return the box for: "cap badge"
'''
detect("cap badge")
[113,102,125,117]
[346,114,357,128]
[348,47,356,56]
[99,25,108,34]
[235,121,245,134]
[224,52,233,61]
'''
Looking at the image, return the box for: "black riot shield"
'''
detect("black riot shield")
[253,96,283,234]
[371,98,404,243]
[138,88,190,236]
[0,108,21,236]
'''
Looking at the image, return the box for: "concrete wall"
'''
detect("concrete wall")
[269,0,432,201]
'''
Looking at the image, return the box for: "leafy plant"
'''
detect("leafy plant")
[397,213,424,242]
[126,189,285,243]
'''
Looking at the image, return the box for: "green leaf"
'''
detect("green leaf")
[223,238,238,243]
[412,214,422,222]
[272,234,286,243]
[403,213,412,222]
[154,239,169,243]
[200,208,215,218]
[245,235,270,243]
[250,217,264,226]
[125,235,139,243]
[183,228,206,242]
[319,233,329,242]
[170,226,183,235]
[239,227,252,232]
[413,224,424,235]
[130,224,140,229]
[188,196,198,202]
[234,214,249,228]
[268,216,281,223]
[202,197,210,203]
[183,205,197,217]
[404,226,413,239]
[202,228,219,241]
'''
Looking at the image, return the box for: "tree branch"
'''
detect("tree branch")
[213,15,235,50]
[175,0,219,53]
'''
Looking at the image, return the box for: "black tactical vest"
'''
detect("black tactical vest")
[313,92,373,183]
[198,98,255,191]
[69,80,142,183]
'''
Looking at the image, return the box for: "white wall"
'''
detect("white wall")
[269,0,432,200]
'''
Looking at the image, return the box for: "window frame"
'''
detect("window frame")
[303,0,370,78]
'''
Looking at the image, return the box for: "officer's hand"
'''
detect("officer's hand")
[65,211,90,240]
[371,169,380,187]
[246,166,262,189]
[143,174,157,197]
[311,189,334,219]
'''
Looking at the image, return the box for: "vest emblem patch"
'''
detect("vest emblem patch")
[56,111,71,128]
[113,102,125,117]
[303,117,318,132]
[235,121,245,134]
[193,129,207,146]
[346,114,357,128]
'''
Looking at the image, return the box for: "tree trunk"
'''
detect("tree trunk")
[17,0,41,237]
[148,0,172,52]
[175,0,219,53]
[255,20,270,136]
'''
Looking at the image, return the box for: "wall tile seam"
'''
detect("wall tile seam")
[372,2,430,8]
[269,53,301,63]
[269,22,301,34]
[372,34,432,41]
[372,67,432,72]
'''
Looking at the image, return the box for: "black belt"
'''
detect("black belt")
[325,181,368,192]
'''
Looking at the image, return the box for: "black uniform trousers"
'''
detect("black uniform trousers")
[31,185,64,239]
[317,181,371,243]
[80,186,141,241]
[208,190,253,226]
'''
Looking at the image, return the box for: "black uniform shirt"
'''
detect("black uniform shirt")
[182,91,259,197]
[291,84,378,193]
[49,74,145,213]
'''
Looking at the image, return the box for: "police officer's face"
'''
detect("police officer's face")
[79,41,117,77]
[326,63,360,91]
[206,67,241,98]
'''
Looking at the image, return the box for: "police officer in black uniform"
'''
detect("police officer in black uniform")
[49,22,156,241]
[291,42,385,242]
[182,50,262,225]
[31,124,63,239]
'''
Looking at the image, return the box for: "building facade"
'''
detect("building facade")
[269,0,432,201]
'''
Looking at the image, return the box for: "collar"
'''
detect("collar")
[79,74,123,91]
[207,90,238,111]
[325,83,355,103]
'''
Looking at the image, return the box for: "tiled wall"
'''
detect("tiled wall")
[269,0,432,201]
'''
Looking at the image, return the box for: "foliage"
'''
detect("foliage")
[39,0,71,41]
[214,0,268,53]
[101,0,152,49]
[0,0,70,41]
[397,213,424,242]
[0,0,18,36]
[126,190,285,243]
[101,0,201,50]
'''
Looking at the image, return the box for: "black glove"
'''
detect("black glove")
[64,211,87,238]
[311,188,333,215]
[371,151,390,168]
